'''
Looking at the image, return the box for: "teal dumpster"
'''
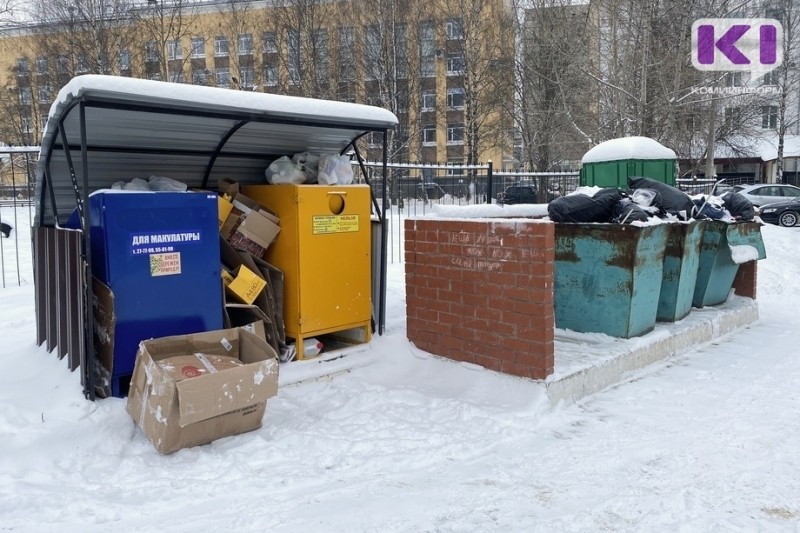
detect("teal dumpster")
[657,221,706,322]
[554,223,669,338]
[693,221,766,307]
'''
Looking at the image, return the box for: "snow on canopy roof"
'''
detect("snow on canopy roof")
[581,136,676,164]
[35,75,398,226]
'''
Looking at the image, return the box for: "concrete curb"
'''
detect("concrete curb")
[545,298,759,407]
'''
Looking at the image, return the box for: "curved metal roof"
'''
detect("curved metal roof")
[35,75,398,226]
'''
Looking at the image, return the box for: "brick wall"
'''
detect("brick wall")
[404,218,555,380]
[732,260,757,299]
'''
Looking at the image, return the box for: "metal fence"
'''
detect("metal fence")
[0,147,39,288]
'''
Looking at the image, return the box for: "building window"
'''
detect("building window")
[288,29,300,85]
[312,29,328,82]
[238,33,253,55]
[763,70,779,86]
[167,39,182,60]
[191,36,205,58]
[761,105,778,129]
[214,36,229,57]
[169,68,185,83]
[21,116,32,134]
[366,25,380,81]
[77,53,89,73]
[145,41,158,63]
[239,66,255,88]
[421,90,436,111]
[447,87,465,108]
[724,72,743,87]
[724,107,741,126]
[447,124,465,144]
[215,67,230,87]
[446,18,464,40]
[395,23,408,79]
[57,56,69,74]
[447,53,464,75]
[38,84,52,103]
[422,125,436,145]
[15,57,28,75]
[263,31,278,54]
[338,27,356,81]
[40,113,49,131]
[419,21,435,78]
[119,49,131,71]
[192,67,208,85]
[264,63,278,86]
[36,57,48,76]
[19,87,32,105]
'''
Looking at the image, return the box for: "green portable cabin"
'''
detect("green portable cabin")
[580,136,677,188]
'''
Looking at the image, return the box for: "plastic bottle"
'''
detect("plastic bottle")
[303,338,323,357]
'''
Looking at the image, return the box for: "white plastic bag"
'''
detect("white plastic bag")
[317,154,354,185]
[148,175,188,192]
[265,156,306,184]
[292,152,320,183]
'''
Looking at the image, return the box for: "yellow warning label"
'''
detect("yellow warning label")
[312,214,359,235]
[150,252,182,277]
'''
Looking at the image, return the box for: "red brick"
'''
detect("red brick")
[475,306,502,322]
[474,329,502,347]
[438,311,460,326]
[436,220,463,233]
[463,293,489,308]
[499,361,533,379]
[503,336,535,353]
[474,354,503,372]
[452,326,475,342]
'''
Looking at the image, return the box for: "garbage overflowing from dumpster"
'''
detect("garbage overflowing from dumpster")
[547,176,766,339]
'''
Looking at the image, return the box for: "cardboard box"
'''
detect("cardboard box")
[218,196,234,229]
[223,265,267,305]
[220,193,281,260]
[126,327,279,454]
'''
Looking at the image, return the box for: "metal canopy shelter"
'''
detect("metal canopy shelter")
[34,75,398,399]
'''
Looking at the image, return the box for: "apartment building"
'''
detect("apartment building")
[0,0,514,174]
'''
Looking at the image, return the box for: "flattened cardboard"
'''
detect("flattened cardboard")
[126,327,279,454]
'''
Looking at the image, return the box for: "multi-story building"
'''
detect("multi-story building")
[0,0,514,174]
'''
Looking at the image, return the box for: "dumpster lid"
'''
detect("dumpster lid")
[582,136,676,164]
[35,75,398,226]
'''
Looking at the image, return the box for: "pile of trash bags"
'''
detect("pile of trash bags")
[547,177,755,224]
[111,175,188,192]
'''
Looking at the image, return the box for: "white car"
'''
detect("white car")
[731,183,800,207]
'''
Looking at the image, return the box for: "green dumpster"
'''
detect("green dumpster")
[693,221,766,307]
[657,221,706,322]
[580,136,677,188]
[554,223,669,338]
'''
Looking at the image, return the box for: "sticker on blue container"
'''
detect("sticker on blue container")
[149,252,182,277]
[130,230,202,256]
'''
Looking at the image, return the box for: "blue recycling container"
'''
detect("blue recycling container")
[89,191,223,397]
[554,223,668,338]
[657,221,706,322]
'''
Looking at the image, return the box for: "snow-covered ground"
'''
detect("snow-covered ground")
[1,204,799,531]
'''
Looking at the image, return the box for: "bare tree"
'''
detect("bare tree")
[130,0,199,82]
[768,0,800,183]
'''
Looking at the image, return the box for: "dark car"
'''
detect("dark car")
[758,198,800,227]
[498,185,537,205]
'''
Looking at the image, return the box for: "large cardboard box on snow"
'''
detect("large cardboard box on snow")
[126,326,279,454]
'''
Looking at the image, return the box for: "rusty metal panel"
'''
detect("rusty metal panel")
[657,221,706,322]
[67,230,83,372]
[56,231,69,359]
[45,229,58,355]
[34,228,47,347]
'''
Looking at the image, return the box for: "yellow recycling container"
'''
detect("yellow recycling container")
[242,184,372,359]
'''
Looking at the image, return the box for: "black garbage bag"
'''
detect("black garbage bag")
[628,177,694,219]
[691,197,727,220]
[612,199,651,224]
[721,191,755,221]
[548,188,623,223]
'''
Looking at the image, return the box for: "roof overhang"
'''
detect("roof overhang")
[35,75,398,226]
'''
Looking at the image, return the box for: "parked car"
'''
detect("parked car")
[758,198,800,227]
[731,183,800,207]
[498,185,537,204]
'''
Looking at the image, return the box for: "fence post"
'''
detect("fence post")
[486,160,493,204]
